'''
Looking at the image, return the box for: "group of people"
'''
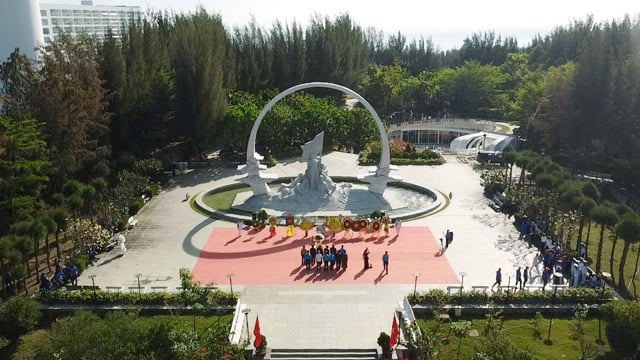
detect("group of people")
[363,248,390,274]
[301,244,349,271]
[491,265,531,291]
[39,257,80,291]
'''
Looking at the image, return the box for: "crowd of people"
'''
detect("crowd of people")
[301,244,349,271]
[39,257,80,291]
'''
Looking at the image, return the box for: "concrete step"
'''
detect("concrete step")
[270,349,377,360]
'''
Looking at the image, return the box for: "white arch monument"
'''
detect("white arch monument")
[238,82,400,195]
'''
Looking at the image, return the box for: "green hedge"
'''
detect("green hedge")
[35,287,237,307]
[408,288,612,305]
[359,157,444,166]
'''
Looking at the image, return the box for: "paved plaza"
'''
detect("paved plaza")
[77,152,538,349]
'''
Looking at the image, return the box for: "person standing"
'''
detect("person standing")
[382,251,389,275]
[523,266,529,289]
[315,252,323,270]
[304,251,312,270]
[237,220,244,237]
[300,246,306,266]
[491,268,502,291]
[394,218,402,237]
[363,248,370,269]
[515,266,522,290]
[342,249,348,269]
[445,230,453,249]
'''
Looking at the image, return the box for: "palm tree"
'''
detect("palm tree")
[615,212,640,292]
[591,202,617,274]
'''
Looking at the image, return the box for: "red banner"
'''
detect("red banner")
[390,314,399,348]
[253,315,262,349]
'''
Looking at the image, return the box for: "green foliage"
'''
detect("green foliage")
[602,300,640,357]
[128,198,144,216]
[35,287,237,307]
[408,287,609,305]
[179,267,194,289]
[257,210,269,223]
[0,295,42,340]
[68,254,90,272]
[377,332,391,355]
[531,312,543,340]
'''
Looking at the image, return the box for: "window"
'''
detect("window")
[43,28,50,34]
[50,9,61,16]
[41,19,48,26]
[63,18,72,25]
[40,10,48,16]
[73,10,82,16]
[62,10,72,16]
[52,27,59,34]
[44,37,51,43]
[51,18,61,25]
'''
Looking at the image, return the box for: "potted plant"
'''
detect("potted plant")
[378,332,392,359]
[255,335,267,358]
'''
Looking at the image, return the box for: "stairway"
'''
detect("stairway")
[269,348,377,360]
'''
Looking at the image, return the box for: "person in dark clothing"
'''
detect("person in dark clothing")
[382,251,389,274]
[491,268,502,291]
[300,246,306,266]
[515,267,522,290]
[523,266,529,289]
[363,248,370,269]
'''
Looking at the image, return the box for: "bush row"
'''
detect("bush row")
[35,287,237,307]
[408,288,612,305]
[359,157,444,166]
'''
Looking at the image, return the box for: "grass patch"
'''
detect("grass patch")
[202,186,250,211]
[417,316,610,358]
[579,223,640,299]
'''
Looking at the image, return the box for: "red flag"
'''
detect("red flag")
[253,316,262,349]
[390,314,399,348]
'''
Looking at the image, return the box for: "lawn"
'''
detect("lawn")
[577,223,640,299]
[416,316,611,359]
[201,186,251,211]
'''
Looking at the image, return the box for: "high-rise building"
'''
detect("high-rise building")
[39,0,143,45]
[0,0,142,62]
[0,0,45,61]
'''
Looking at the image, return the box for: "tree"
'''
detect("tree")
[0,295,41,342]
[591,202,618,273]
[451,320,472,360]
[173,9,230,158]
[0,49,36,120]
[0,115,48,235]
[615,212,640,291]
[31,33,110,191]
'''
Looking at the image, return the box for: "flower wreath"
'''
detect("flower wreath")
[372,220,381,231]
[359,219,369,229]
[342,218,353,230]
[252,220,260,229]
[352,220,361,232]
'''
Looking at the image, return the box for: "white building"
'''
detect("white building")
[39,0,142,45]
[0,0,141,62]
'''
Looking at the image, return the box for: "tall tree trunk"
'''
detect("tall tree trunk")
[596,225,605,274]
[618,241,631,291]
[55,232,61,259]
[609,235,619,285]
[630,244,640,298]
[34,238,39,283]
[45,233,51,271]
[0,260,5,298]
[577,216,585,248]
[586,219,592,244]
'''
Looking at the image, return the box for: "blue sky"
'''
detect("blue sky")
[47,0,640,49]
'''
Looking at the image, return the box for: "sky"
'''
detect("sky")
[48,0,640,49]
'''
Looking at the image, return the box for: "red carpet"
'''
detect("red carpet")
[192,226,459,286]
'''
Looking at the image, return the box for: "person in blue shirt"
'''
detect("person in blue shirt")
[491,268,502,291]
[304,251,312,270]
[382,251,389,274]
[515,267,522,290]
[323,252,330,271]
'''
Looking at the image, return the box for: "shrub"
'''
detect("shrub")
[602,300,640,357]
[128,198,144,216]
[0,295,42,340]
[409,287,608,305]
[68,254,90,271]
[377,332,391,357]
